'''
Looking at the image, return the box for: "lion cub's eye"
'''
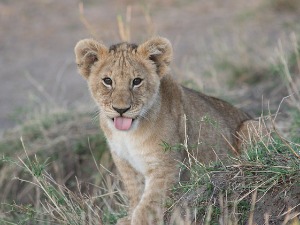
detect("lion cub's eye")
[133,78,143,87]
[102,78,112,86]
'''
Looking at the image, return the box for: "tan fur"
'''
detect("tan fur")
[75,37,255,225]
[236,119,268,149]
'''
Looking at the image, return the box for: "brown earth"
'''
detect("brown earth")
[1,0,300,132]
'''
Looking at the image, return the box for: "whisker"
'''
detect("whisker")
[91,108,100,124]
[138,113,150,122]
[138,106,157,122]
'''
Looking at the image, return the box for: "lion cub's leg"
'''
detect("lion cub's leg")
[131,167,177,225]
[112,153,144,225]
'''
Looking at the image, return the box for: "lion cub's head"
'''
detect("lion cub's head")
[75,37,172,131]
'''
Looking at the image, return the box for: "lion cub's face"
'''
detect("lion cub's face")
[75,37,172,131]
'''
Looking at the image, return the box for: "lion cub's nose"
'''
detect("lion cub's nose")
[113,106,131,116]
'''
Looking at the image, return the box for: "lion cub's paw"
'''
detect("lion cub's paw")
[131,205,163,225]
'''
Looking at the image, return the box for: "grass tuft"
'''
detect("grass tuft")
[169,134,300,224]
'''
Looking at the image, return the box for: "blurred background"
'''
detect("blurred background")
[1,0,300,131]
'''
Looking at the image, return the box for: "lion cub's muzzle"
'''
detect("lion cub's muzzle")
[112,106,134,131]
[112,106,131,116]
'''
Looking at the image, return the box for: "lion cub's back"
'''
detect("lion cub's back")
[181,87,251,161]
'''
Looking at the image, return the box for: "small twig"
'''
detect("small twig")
[88,137,115,177]
[273,95,292,123]
[264,213,270,225]
[24,71,58,107]
[117,6,132,42]
[278,203,300,218]
[78,2,99,39]
[247,190,257,225]
[271,118,300,159]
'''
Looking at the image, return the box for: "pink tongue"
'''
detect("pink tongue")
[114,117,133,130]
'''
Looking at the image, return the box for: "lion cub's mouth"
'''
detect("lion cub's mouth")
[113,117,133,131]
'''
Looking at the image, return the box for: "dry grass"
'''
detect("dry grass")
[0,111,124,224]
[1,110,299,224]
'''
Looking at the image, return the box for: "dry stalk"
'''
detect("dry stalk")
[117,6,132,42]
[78,2,99,39]
[247,190,257,225]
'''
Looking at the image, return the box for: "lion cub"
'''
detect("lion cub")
[75,37,254,224]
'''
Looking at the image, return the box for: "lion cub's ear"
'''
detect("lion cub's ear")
[74,39,108,79]
[137,37,173,78]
